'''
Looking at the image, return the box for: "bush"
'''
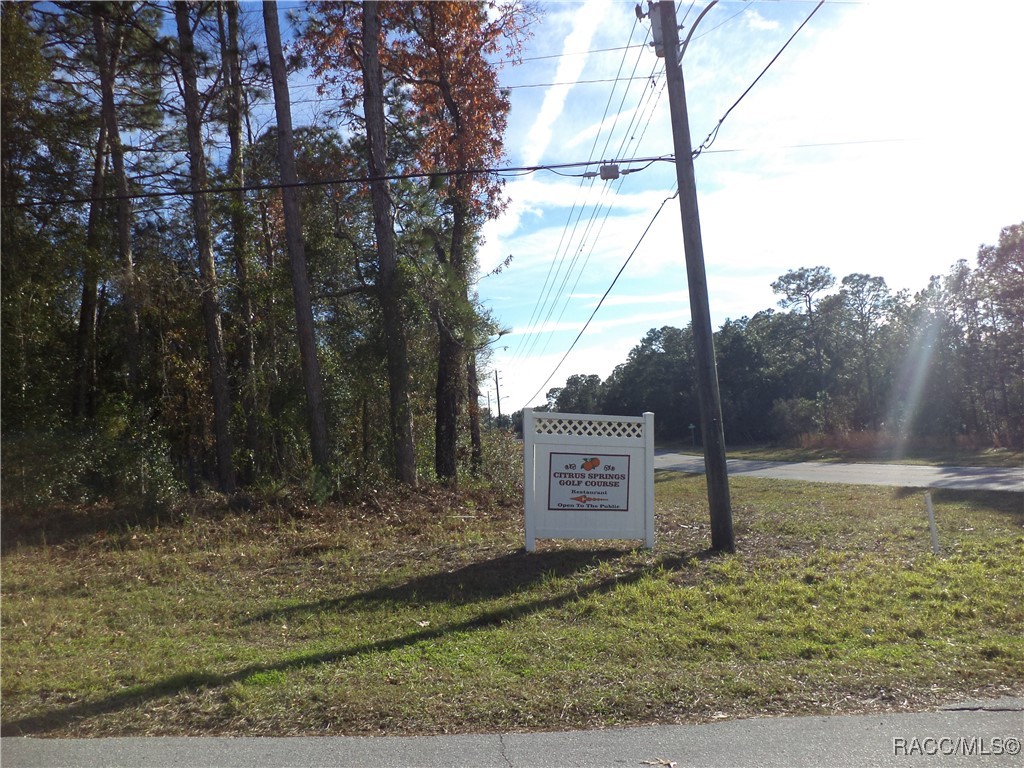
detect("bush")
[473,425,524,503]
[2,424,184,512]
[769,397,820,440]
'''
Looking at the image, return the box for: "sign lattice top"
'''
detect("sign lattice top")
[533,416,645,440]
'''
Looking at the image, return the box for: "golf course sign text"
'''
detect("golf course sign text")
[548,453,630,511]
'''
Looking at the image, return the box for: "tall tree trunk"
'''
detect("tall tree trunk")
[256,191,285,473]
[219,0,259,481]
[435,318,461,483]
[174,1,235,492]
[73,120,108,423]
[263,0,331,473]
[94,4,140,390]
[805,297,826,396]
[433,197,469,485]
[361,0,417,486]
[246,105,285,474]
[467,350,482,476]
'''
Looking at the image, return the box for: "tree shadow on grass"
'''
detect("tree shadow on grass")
[246,547,630,625]
[1,547,719,736]
[0,501,185,553]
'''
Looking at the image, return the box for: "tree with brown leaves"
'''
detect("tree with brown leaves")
[302,0,534,484]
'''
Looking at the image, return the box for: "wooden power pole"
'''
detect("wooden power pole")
[655,0,734,552]
[494,370,503,420]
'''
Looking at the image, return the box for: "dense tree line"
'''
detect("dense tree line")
[539,225,1024,451]
[1,1,533,505]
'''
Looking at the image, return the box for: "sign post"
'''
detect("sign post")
[523,409,655,552]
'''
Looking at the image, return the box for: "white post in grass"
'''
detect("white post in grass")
[925,492,940,555]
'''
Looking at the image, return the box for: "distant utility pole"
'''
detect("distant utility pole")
[494,370,503,420]
[650,0,734,552]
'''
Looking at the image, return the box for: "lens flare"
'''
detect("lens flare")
[885,311,942,460]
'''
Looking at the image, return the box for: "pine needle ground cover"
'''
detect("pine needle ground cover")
[2,474,1021,737]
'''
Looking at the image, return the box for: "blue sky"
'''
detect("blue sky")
[470,0,1024,414]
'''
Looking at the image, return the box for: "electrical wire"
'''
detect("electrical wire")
[504,75,652,90]
[528,34,653,361]
[684,2,752,45]
[520,187,679,409]
[517,0,828,406]
[511,15,648,365]
[2,156,674,210]
[694,0,825,157]
[539,54,670,347]
[540,62,666,349]
[511,15,668,366]
[517,44,645,64]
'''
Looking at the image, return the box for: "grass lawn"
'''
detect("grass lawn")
[2,474,1022,737]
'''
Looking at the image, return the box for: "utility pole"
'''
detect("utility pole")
[651,0,734,552]
[494,370,503,420]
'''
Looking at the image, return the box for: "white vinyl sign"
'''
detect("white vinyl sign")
[523,410,654,551]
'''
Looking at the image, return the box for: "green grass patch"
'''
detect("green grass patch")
[2,476,1021,736]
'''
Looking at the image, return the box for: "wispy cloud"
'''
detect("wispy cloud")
[562,106,640,152]
[745,10,779,32]
[571,290,689,309]
[521,0,608,166]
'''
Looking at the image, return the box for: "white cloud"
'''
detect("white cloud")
[570,290,688,308]
[562,106,639,152]
[507,304,686,338]
[520,0,609,166]
[745,10,779,33]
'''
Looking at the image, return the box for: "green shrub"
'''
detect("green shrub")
[3,421,183,511]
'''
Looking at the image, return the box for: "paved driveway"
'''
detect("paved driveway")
[655,452,1024,493]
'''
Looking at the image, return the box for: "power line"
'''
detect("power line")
[511,24,640,363]
[685,1,753,43]
[699,137,914,154]
[512,18,657,366]
[3,156,674,210]
[503,74,653,90]
[537,71,669,352]
[539,58,665,352]
[694,0,825,157]
[520,18,648,364]
[273,74,656,97]
[520,188,678,409]
[516,44,646,64]
[517,0,828,408]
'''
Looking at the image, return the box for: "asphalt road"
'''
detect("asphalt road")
[654,452,1024,493]
[3,698,1021,767]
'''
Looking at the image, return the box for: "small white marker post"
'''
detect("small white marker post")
[925,491,940,555]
